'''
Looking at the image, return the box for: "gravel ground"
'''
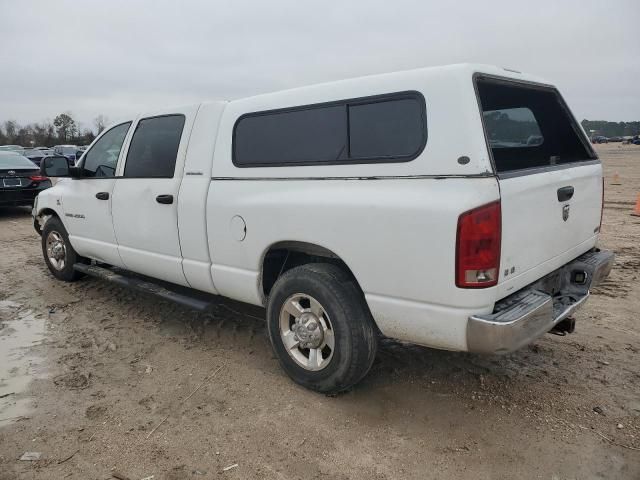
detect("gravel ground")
[0,143,639,479]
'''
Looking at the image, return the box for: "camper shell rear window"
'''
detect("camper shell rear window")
[475,76,597,174]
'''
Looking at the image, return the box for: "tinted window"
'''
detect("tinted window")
[476,79,595,173]
[81,122,131,177]
[124,115,185,178]
[349,98,424,159]
[483,108,543,148]
[233,92,426,167]
[234,106,347,166]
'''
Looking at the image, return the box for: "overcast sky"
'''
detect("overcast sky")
[1,0,638,130]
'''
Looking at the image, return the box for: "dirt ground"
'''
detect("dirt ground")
[1,144,639,480]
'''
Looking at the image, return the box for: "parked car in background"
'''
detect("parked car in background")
[0,151,52,206]
[608,136,623,142]
[0,145,25,152]
[23,148,54,167]
[53,145,79,164]
[75,147,87,163]
[633,136,640,145]
[591,136,608,144]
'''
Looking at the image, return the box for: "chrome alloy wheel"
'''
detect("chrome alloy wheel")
[46,230,67,271]
[279,293,335,371]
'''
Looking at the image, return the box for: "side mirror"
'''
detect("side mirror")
[41,155,74,177]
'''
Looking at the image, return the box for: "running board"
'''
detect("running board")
[73,263,214,312]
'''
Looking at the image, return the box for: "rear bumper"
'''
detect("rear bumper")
[467,249,615,354]
[0,183,50,206]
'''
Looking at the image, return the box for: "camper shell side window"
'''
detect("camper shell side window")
[232,91,427,167]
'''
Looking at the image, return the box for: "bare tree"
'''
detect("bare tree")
[93,114,108,134]
[3,120,18,142]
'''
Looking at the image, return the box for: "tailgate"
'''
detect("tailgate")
[499,163,602,295]
[475,74,601,299]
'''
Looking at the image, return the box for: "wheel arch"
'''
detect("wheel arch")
[260,241,364,300]
[34,207,62,235]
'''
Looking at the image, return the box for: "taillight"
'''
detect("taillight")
[456,201,501,288]
[29,175,48,182]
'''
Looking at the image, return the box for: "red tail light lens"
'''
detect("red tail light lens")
[29,175,48,182]
[456,201,501,288]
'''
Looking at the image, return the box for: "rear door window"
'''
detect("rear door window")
[123,115,185,178]
[476,77,596,173]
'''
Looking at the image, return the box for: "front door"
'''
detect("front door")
[61,121,132,266]
[111,110,195,286]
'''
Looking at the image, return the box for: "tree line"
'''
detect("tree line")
[0,113,109,147]
[580,120,640,138]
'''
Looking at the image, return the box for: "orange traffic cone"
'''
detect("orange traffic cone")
[632,194,640,217]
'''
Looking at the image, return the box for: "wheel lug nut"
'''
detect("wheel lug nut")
[307,321,318,331]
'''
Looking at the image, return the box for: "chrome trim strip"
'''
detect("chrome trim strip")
[211,173,496,181]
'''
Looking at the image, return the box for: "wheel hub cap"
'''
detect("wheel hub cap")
[292,312,324,349]
[279,293,335,371]
[51,242,64,259]
[46,230,67,270]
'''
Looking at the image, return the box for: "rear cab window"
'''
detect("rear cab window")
[475,76,597,175]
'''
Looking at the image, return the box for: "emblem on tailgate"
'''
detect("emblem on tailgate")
[8,170,15,176]
[562,204,570,222]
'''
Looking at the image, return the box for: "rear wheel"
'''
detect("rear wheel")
[41,216,85,281]
[266,263,378,394]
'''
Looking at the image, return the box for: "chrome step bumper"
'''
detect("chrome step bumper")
[467,249,614,354]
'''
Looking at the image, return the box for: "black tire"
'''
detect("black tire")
[266,263,378,394]
[41,216,85,281]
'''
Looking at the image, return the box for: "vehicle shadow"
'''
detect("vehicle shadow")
[72,268,585,412]
[122,283,566,396]
[0,206,32,221]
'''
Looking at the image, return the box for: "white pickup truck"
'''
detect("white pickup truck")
[34,64,614,393]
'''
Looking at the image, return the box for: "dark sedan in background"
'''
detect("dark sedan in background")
[0,152,52,207]
[22,148,54,167]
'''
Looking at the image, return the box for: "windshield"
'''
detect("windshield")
[0,153,37,169]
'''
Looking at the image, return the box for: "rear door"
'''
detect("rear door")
[475,76,602,298]
[111,108,197,286]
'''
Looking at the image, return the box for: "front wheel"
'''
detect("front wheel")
[266,263,378,394]
[41,216,85,281]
